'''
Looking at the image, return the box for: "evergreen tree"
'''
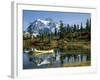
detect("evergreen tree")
[59,20,65,39]
[77,24,79,32]
[73,24,77,32]
[55,27,57,36]
[71,25,74,33]
[66,24,70,33]
[86,19,90,32]
[89,18,91,32]
[80,22,83,32]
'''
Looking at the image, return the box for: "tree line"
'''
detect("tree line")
[58,18,91,39]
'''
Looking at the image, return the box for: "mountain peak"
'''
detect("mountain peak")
[37,18,50,25]
[26,18,60,36]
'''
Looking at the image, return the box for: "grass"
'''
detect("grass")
[23,37,90,57]
[63,61,91,67]
[23,39,90,54]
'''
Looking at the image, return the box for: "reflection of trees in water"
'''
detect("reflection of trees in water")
[23,41,91,68]
[23,47,91,69]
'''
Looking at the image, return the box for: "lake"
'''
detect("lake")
[23,48,91,69]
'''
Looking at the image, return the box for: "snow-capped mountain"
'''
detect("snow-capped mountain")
[26,18,60,35]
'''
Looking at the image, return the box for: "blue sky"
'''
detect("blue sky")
[23,10,91,31]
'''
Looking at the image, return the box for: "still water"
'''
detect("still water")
[23,49,90,69]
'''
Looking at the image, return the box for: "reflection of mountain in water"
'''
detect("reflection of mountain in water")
[23,48,90,69]
[23,53,37,69]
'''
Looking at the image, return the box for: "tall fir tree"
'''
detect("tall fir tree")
[73,24,77,32]
[59,20,65,39]
[80,22,83,32]
[86,19,90,32]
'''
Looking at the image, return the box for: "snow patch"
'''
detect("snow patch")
[37,19,50,25]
